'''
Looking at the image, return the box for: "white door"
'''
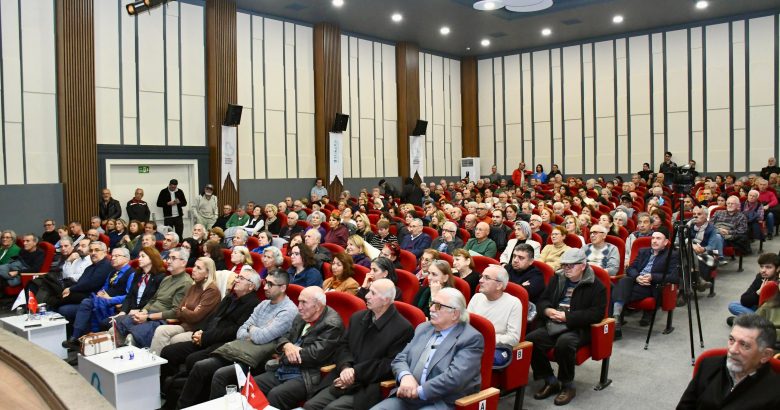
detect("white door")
[105,159,199,235]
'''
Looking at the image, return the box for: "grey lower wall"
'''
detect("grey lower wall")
[238,175,463,204]
[0,184,65,234]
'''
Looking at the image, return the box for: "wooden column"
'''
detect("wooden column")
[313,23,342,195]
[56,0,98,225]
[461,56,479,157]
[396,42,420,180]
[206,0,238,207]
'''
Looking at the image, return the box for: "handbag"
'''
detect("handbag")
[79,331,115,356]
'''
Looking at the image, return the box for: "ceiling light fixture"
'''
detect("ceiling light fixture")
[391,13,403,22]
[481,39,491,47]
[695,1,708,10]
[126,0,170,16]
[332,0,344,7]
[440,26,451,35]
[541,28,552,36]
[473,1,505,11]
[612,15,623,24]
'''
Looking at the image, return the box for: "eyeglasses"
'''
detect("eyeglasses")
[590,231,606,235]
[442,229,457,234]
[112,254,127,259]
[167,256,184,261]
[560,263,581,270]
[479,275,501,283]
[235,275,251,283]
[264,281,284,288]
[428,301,457,311]
[44,223,54,227]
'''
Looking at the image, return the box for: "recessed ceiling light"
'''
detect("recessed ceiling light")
[612,15,623,24]
[467,47,471,50]
[481,39,491,47]
[695,1,708,10]
[541,28,552,36]
[440,26,451,35]
[332,0,344,7]
[391,13,402,23]
[473,1,505,11]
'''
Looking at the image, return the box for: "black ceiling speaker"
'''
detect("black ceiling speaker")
[223,104,243,126]
[332,113,349,133]
[412,120,428,136]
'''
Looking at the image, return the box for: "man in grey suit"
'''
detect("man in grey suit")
[371,288,483,410]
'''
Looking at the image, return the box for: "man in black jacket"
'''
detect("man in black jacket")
[159,268,260,400]
[156,179,187,239]
[304,279,414,410]
[52,241,112,309]
[677,314,779,410]
[726,253,780,324]
[526,248,606,406]
[99,188,122,221]
[126,187,151,222]
[0,233,45,288]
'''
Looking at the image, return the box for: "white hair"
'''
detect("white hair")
[438,287,469,323]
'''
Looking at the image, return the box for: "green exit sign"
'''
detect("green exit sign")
[138,165,150,174]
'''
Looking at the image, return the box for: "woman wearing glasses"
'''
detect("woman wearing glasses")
[413,260,455,318]
[0,230,20,265]
[287,243,323,287]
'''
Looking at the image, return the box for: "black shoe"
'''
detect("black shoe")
[726,316,735,327]
[614,328,622,341]
[639,311,653,327]
[61,338,79,351]
[534,382,561,400]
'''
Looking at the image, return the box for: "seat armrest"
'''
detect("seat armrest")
[166,319,181,324]
[499,341,533,390]
[590,318,615,360]
[380,380,396,398]
[454,387,500,409]
[21,272,45,277]
[320,364,336,373]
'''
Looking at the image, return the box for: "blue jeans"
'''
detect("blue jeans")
[766,212,775,236]
[708,233,724,259]
[0,260,27,287]
[728,302,755,316]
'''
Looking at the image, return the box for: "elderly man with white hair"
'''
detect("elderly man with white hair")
[464,222,498,257]
[430,221,464,255]
[467,264,523,364]
[371,287,483,410]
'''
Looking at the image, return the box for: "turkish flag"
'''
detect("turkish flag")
[27,290,38,314]
[241,373,269,410]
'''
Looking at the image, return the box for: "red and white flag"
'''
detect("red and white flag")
[241,370,269,410]
[27,290,38,314]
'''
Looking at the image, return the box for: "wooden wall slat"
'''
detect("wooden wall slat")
[461,56,478,157]
[206,0,238,207]
[56,0,98,225]
[313,23,341,189]
[396,42,420,179]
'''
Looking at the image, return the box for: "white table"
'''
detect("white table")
[1,314,68,359]
[183,394,282,410]
[77,345,167,410]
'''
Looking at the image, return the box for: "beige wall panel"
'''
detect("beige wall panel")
[616,39,628,173]
[479,125,495,172]
[166,13,181,122]
[584,136,594,174]
[432,55,445,124]
[690,28,703,134]
[94,0,119,89]
[651,34,664,161]
[594,41,614,117]
[1,0,21,123]
[22,93,56,184]
[374,44,384,172]
[628,36,650,114]
[433,124,446,176]
[750,106,774,168]
[180,3,204,97]
[296,25,314,114]
[340,35,351,177]
[667,111,689,157]
[564,120,583,174]
[358,39,375,118]
[451,125,462,175]
[630,115,651,170]
[551,49,563,167]
[732,21,746,131]
[359,119,376,177]
[123,118,138,146]
[137,9,165,94]
[265,110,287,178]
[582,44,594,141]
[506,123,523,172]
[532,51,551,123]
[534,122,552,169]
[236,13,252,109]
[748,17,774,107]
[347,37,360,177]
[253,131,267,179]
[494,58,505,142]
[522,53,533,165]
[450,59,461,126]
[181,95,205,146]
[706,24,730,110]
[138,92,166,145]
[252,37,265,131]
[665,30,688,113]
[167,120,181,147]
[478,59,494,126]
[286,132,297,177]
[264,19,285,112]
[238,106,254,178]
[562,46,581,119]
[96,87,121,145]
[419,52,427,118]
[4,123,23,184]
[706,109,730,171]
[384,120,398,177]
[595,118,615,174]
[0,99,4,183]
[505,54,521,124]
[21,0,55,94]
[733,129,746,172]
[298,113,316,178]
[382,44,397,121]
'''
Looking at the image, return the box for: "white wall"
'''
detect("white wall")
[419,52,462,177]
[478,14,780,175]
[340,35,398,178]
[235,12,315,180]
[0,0,58,185]
[94,0,206,147]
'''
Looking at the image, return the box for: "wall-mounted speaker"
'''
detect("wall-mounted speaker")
[223,104,243,126]
[332,113,349,133]
[412,120,428,136]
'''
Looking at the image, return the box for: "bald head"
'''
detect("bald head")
[475,222,490,239]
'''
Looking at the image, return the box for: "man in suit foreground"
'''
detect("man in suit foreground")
[677,313,778,409]
[371,287,483,409]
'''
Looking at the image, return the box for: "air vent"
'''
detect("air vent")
[490,32,507,38]
[285,3,307,11]
[561,18,582,25]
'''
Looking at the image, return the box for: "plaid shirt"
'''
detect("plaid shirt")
[710,210,748,236]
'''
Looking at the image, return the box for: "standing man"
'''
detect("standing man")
[488,165,503,185]
[372,288,483,409]
[311,178,329,200]
[126,188,151,223]
[677,314,778,409]
[192,184,218,229]
[99,188,122,221]
[659,152,677,185]
[157,179,187,239]
[760,157,780,180]
[304,279,414,410]
[512,162,528,187]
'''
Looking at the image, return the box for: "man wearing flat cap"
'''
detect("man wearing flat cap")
[525,248,607,406]
[192,183,219,229]
[157,179,188,238]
